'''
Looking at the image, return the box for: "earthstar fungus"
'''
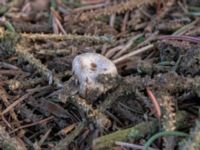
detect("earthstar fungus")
[72,53,118,101]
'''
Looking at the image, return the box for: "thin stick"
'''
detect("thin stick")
[51,8,67,34]
[105,45,124,58]
[38,128,52,146]
[2,115,12,129]
[54,16,67,34]
[158,35,200,43]
[0,70,22,75]
[55,122,85,150]
[113,44,154,64]
[113,33,143,59]
[1,93,31,115]
[0,62,19,70]
[109,14,116,28]
[10,116,54,134]
[172,19,198,35]
[121,11,129,32]
[0,86,21,127]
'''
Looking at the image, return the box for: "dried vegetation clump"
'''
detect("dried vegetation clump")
[0,0,200,149]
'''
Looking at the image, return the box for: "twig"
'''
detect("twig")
[1,92,31,115]
[10,116,54,134]
[51,8,66,34]
[172,19,199,35]
[54,16,67,34]
[104,45,124,58]
[56,124,76,136]
[55,122,86,150]
[38,128,52,146]
[1,115,12,129]
[138,6,152,19]
[136,31,158,48]
[158,35,200,43]
[0,70,22,75]
[113,44,154,64]
[0,86,21,127]
[113,33,144,59]
[121,11,129,32]
[109,14,116,28]
[178,1,188,13]
[0,62,19,70]
[52,15,59,34]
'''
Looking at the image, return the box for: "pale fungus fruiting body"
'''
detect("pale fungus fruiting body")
[72,53,118,101]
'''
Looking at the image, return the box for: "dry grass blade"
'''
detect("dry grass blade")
[51,8,66,34]
[158,35,200,43]
[104,45,124,58]
[113,33,144,59]
[113,44,154,64]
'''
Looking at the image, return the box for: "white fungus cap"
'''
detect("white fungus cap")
[72,53,118,101]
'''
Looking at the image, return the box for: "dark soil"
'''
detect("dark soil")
[0,0,200,150]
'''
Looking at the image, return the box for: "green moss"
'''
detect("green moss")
[0,28,20,57]
[93,120,158,150]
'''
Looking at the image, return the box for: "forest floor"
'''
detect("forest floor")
[0,0,200,149]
